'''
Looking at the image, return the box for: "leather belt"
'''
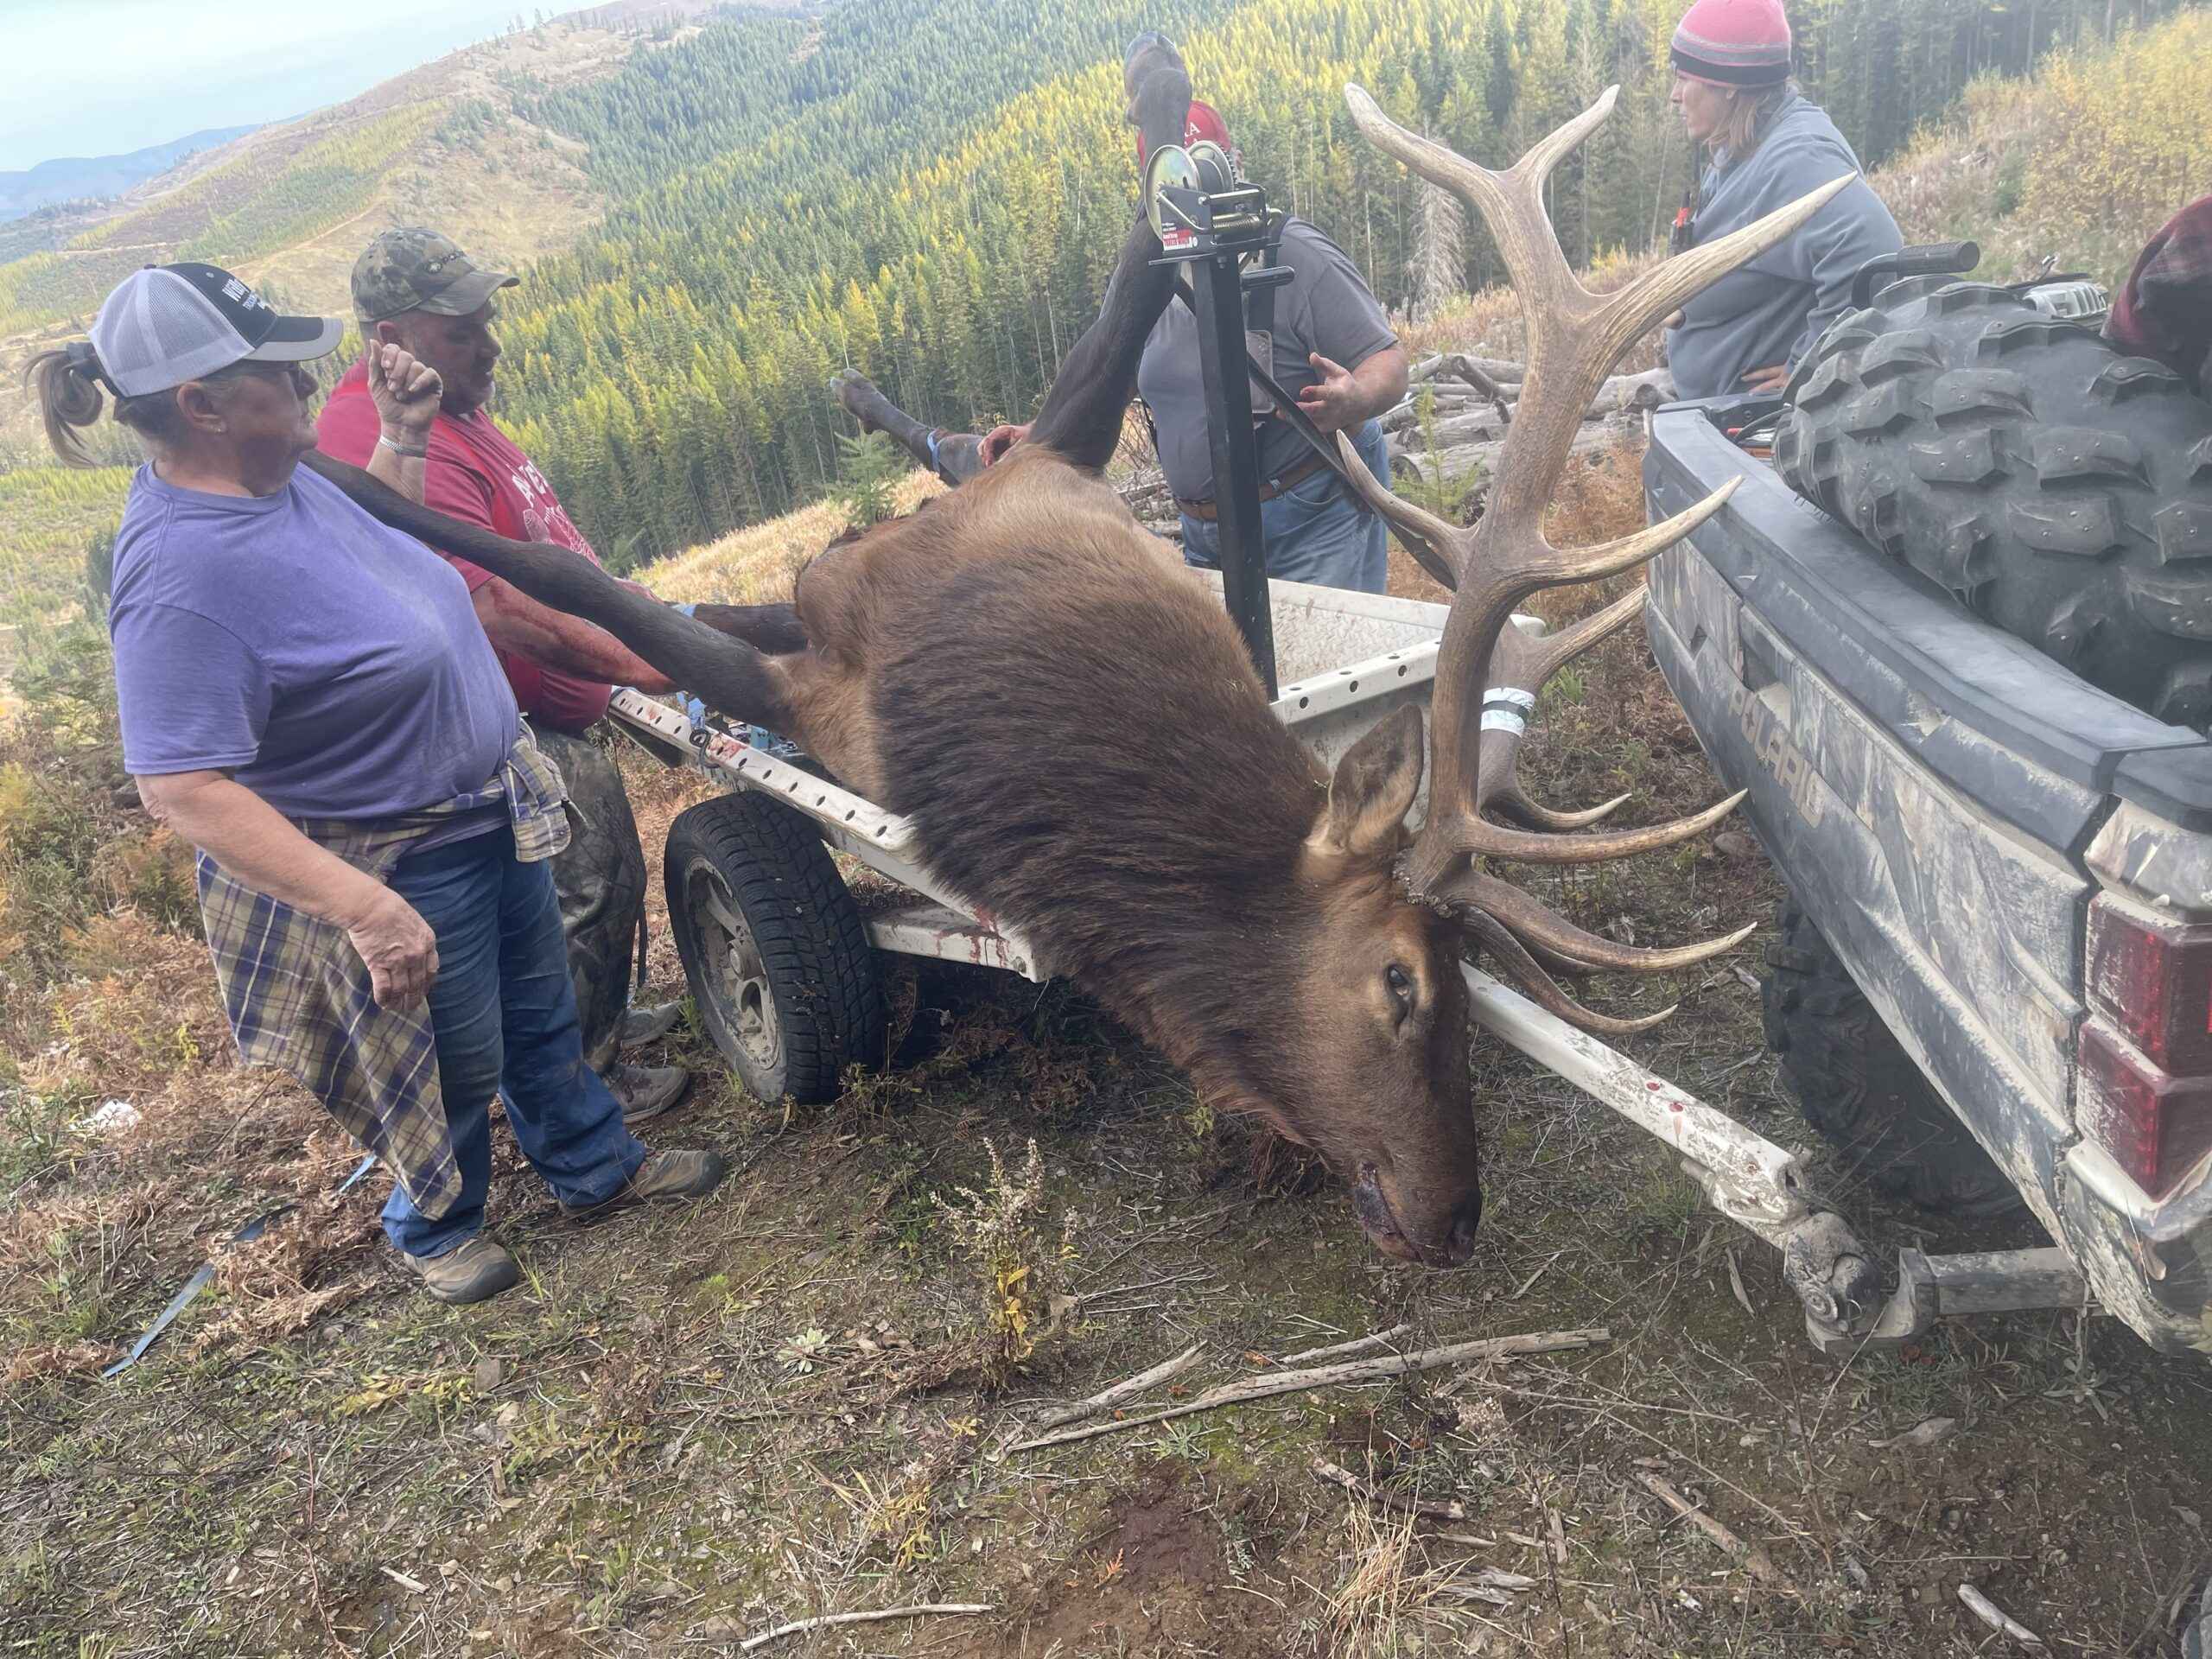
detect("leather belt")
[1176,448,1332,521]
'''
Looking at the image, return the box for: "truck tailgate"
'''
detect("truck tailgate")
[1643,408,2212,1239]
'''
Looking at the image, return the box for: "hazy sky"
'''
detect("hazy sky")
[0,0,545,173]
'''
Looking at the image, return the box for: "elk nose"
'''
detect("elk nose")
[1444,1192,1483,1264]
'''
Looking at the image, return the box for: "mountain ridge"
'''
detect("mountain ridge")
[0,126,265,224]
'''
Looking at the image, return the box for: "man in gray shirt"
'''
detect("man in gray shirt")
[965,40,1408,592]
[1132,213,1408,593]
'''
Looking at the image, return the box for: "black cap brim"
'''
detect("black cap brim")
[242,313,346,363]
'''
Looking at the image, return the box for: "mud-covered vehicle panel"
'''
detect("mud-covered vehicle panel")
[1644,398,2212,1355]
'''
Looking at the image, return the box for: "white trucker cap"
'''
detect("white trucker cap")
[89,263,344,397]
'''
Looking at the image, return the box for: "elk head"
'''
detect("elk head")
[1290,86,1851,1230]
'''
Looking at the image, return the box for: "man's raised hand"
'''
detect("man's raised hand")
[367,342,443,445]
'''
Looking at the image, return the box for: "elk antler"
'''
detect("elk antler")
[1340,83,1851,1030]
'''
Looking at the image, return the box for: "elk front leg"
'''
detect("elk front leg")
[1026,64,1192,474]
[828,371,988,486]
[302,453,796,729]
[689,602,810,655]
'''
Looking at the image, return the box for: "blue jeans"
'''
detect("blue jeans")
[379,825,645,1258]
[1179,417,1391,594]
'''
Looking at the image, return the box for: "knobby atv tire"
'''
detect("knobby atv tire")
[1760,904,2021,1218]
[1777,280,2212,728]
[664,791,886,1105]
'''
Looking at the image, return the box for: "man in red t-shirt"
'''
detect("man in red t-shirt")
[317,228,690,1122]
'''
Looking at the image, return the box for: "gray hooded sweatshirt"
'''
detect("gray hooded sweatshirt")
[1663,94,1902,401]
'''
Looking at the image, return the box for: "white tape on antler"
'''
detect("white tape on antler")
[1481,685,1535,734]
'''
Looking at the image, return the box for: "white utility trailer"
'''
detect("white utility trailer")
[609,575,1904,1352]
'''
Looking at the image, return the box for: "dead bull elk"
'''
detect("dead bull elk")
[307,73,1847,1266]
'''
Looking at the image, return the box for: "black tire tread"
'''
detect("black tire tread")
[664,791,886,1104]
[1777,282,2212,728]
[1759,904,2022,1218]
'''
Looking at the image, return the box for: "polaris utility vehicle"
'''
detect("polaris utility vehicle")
[1644,243,2212,1357]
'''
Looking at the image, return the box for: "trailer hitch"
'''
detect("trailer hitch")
[1462,966,2098,1354]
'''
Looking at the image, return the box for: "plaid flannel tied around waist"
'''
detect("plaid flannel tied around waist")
[194,731,571,1220]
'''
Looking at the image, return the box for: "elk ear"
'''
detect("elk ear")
[1312,703,1425,857]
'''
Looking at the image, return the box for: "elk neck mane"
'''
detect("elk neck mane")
[868,511,1332,1064]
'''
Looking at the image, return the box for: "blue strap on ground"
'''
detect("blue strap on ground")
[103,1154,379,1378]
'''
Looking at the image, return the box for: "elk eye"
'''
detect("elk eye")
[1385,963,1413,1014]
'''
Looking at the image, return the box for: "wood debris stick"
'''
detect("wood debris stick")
[1031,1343,1203,1432]
[1956,1584,2047,1649]
[1312,1457,1468,1522]
[1636,1473,1789,1587]
[736,1604,994,1652]
[1465,1566,1538,1591]
[1441,1582,1516,1607]
[1008,1328,1610,1454]
[1277,1323,1411,1365]
[1726,1247,1756,1317]
[1440,1563,1541,1605]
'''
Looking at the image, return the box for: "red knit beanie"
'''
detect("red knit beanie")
[1672,0,1793,87]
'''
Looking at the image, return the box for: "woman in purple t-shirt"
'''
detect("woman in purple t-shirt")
[26,264,724,1305]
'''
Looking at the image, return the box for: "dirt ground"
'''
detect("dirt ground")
[6,461,2212,1656]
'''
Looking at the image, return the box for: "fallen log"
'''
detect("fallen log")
[1409,352,1528,386]
[1385,407,1510,448]
[1390,411,1644,490]
[1381,368,1671,435]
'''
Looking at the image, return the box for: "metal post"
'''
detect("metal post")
[1190,249,1277,697]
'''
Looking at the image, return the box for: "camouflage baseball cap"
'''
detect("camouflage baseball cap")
[351,228,518,324]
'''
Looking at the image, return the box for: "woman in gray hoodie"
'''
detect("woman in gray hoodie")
[1662,0,1902,401]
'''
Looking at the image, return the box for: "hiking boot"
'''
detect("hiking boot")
[561,1147,728,1221]
[2184,1575,2212,1659]
[617,1001,683,1049]
[398,1236,520,1305]
[607,1060,691,1122]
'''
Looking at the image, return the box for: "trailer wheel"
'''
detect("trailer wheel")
[1760,904,2022,1218]
[664,792,886,1104]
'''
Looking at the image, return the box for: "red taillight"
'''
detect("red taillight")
[2085,896,2212,1075]
[2077,1020,2212,1200]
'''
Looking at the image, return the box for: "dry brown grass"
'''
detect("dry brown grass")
[639,470,947,606]
[1397,247,1668,373]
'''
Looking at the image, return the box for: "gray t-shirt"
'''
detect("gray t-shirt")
[1136,216,1399,502]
